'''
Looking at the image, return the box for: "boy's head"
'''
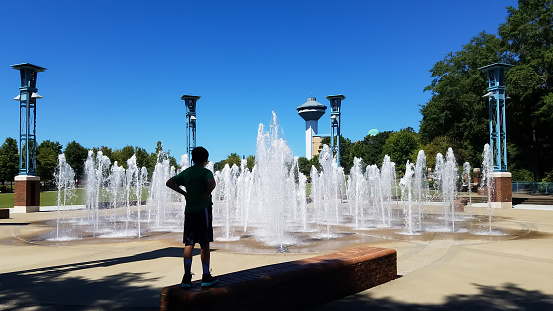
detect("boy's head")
[192,147,209,165]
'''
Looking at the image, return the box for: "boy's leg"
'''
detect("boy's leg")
[200,242,218,287]
[200,242,210,274]
[184,244,194,260]
[181,244,194,288]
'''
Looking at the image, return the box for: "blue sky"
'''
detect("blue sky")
[0,0,518,163]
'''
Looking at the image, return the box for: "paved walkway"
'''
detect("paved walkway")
[1,205,552,310]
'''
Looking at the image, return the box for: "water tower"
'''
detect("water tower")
[297,96,327,159]
[181,95,200,162]
[11,63,46,213]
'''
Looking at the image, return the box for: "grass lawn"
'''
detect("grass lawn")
[0,188,149,208]
[0,193,15,209]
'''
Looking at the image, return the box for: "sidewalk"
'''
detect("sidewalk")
[0,205,552,310]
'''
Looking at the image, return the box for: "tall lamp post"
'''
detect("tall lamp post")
[326,95,345,166]
[479,63,513,209]
[11,63,46,213]
[181,95,200,163]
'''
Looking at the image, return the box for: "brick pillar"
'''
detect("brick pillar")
[13,175,41,213]
[489,172,512,209]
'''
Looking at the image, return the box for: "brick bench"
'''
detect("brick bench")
[160,246,397,311]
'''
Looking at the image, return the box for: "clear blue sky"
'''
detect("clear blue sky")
[0,0,517,163]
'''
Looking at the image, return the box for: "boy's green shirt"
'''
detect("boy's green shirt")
[172,165,214,214]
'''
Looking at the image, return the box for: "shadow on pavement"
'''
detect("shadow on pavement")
[0,247,195,310]
[316,282,553,310]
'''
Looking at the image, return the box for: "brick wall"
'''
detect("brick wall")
[490,175,512,203]
[14,178,40,207]
[160,246,397,311]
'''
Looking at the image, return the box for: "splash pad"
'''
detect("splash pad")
[33,113,510,252]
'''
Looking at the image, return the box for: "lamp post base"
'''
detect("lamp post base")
[489,172,512,209]
[13,175,41,213]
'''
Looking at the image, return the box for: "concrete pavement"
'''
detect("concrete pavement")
[1,205,552,310]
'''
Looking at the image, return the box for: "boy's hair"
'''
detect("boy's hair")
[192,147,209,165]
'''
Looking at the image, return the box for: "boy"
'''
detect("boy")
[166,147,218,288]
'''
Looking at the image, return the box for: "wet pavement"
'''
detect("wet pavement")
[1,204,552,310]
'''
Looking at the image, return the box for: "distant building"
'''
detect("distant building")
[297,97,327,159]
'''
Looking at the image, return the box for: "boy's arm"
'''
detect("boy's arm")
[166,178,187,197]
[198,177,216,201]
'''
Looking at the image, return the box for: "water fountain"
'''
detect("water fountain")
[482,143,494,232]
[53,154,76,241]
[462,161,472,213]
[41,112,510,252]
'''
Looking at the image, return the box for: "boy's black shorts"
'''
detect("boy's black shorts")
[183,207,213,246]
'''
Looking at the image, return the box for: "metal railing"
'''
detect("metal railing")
[512,182,553,195]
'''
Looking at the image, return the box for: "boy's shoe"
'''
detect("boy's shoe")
[201,274,218,287]
[181,274,192,288]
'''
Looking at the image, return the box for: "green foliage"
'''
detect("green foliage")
[420,136,469,169]
[420,32,504,165]
[381,128,421,172]
[110,145,136,168]
[225,153,242,168]
[246,155,255,171]
[36,140,63,188]
[134,147,150,169]
[512,169,536,181]
[310,154,320,172]
[64,141,88,181]
[358,131,392,166]
[214,153,243,171]
[297,157,312,177]
[497,0,553,179]
[0,138,19,189]
[543,170,553,182]
[320,136,354,173]
[420,2,553,178]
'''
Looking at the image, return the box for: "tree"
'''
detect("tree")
[0,138,19,190]
[381,128,421,172]
[134,147,150,168]
[420,32,506,168]
[498,0,553,180]
[64,141,88,183]
[420,136,468,170]
[246,155,255,171]
[222,153,241,168]
[147,141,178,177]
[36,140,63,188]
[357,131,393,166]
[320,136,354,173]
[297,157,312,177]
[111,145,135,168]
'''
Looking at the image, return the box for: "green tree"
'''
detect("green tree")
[498,0,553,180]
[134,147,150,169]
[297,157,312,177]
[420,32,505,167]
[147,141,178,177]
[382,128,421,172]
[97,146,113,161]
[222,153,241,168]
[36,140,63,188]
[111,145,135,169]
[246,155,255,171]
[356,131,392,166]
[320,136,354,173]
[64,141,88,183]
[0,138,19,191]
[420,136,468,170]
